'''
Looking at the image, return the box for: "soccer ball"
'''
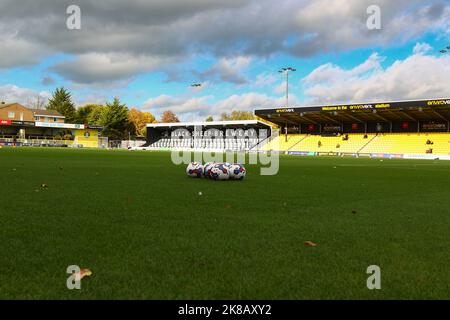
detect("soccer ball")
[222,162,232,169]
[203,162,215,178]
[209,163,230,180]
[229,164,246,180]
[186,162,203,178]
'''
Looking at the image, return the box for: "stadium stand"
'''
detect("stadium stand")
[142,98,450,158]
[253,98,450,157]
[260,132,450,155]
[145,120,271,151]
[262,134,307,151]
[359,133,450,155]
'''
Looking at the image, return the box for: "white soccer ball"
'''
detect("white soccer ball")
[186,162,204,178]
[209,163,230,180]
[229,164,246,180]
[222,162,232,168]
[203,162,215,178]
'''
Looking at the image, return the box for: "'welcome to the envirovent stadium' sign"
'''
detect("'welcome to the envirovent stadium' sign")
[321,103,391,111]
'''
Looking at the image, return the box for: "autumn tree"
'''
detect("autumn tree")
[128,108,156,137]
[160,110,180,123]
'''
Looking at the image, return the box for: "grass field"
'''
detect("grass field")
[0,147,449,299]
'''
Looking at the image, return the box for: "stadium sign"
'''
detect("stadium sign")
[255,98,450,116]
[85,124,103,130]
[35,122,85,129]
[322,104,391,111]
[427,99,450,106]
[287,151,316,156]
[276,108,295,113]
[6,121,36,127]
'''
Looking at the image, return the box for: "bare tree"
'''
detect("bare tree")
[27,95,47,110]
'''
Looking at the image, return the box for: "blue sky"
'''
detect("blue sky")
[0,0,449,121]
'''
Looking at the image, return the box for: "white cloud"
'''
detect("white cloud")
[214,92,298,114]
[303,53,384,85]
[199,56,252,84]
[253,72,279,88]
[302,47,450,104]
[413,42,433,55]
[142,91,298,121]
[0,84,50,106]
[142,95,214,121]
[274,82,286,95]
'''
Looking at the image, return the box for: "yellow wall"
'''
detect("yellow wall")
[74,129,99,148]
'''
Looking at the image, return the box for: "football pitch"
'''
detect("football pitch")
[0,148,449,299]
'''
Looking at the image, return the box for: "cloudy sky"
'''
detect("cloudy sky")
[0,0,449,120]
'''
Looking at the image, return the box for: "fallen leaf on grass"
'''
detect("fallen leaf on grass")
[304,241,317,247]
[74,268,93,281]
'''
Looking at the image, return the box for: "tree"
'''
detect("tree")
[47,87,76,122]
[220,110,254,121]
[205,116,214,122]
[160,110,180,123]
[128,108,156,137]
[99,97,129,140]
[87,104,105,125]
[74,104,97,124]
[27,95,47,110]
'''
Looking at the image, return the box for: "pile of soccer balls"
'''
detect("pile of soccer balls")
[186,162,246,180]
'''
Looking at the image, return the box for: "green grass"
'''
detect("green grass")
[0,147,449,299]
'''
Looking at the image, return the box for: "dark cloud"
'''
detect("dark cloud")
[195,56,251,84]
[0,0,448,83]
[41,76,55,86]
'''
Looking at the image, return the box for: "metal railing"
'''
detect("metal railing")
[0,137,74,145]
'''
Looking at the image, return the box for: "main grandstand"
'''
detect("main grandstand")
[254,98,450,158]
[145,98,450,159]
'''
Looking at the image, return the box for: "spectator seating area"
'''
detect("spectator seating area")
[260,133,450,155]
[148,137,261,151]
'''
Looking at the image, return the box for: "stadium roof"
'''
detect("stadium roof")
[147,120,270,129]
[254,98,450,125]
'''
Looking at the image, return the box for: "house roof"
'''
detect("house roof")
[30,109,65,118]
[0,103,65,118]
[0,103,15,109]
